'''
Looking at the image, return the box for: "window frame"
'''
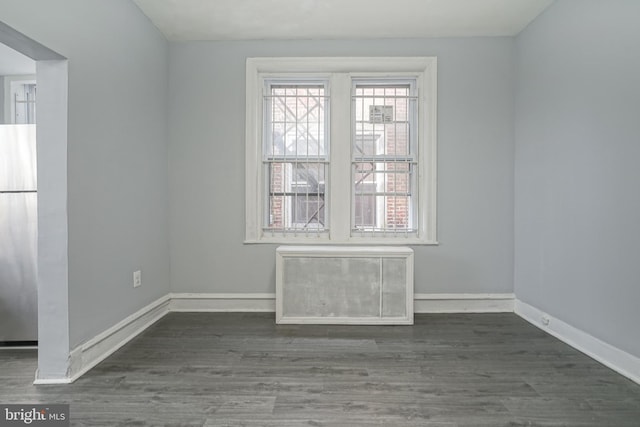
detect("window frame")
[245,57,438,245]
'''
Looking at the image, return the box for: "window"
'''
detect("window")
[352,80,417,236]
[3,78,36,124]
[246,57,437,244]
[264,82,329,233]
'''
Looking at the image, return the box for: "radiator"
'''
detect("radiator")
[276,246,414,324]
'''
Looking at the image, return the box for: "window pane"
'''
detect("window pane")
[352,162,415,233]
[265,84,327,158]
[267,162,327,232]
[13,83,37,124]
[353,84,412,158]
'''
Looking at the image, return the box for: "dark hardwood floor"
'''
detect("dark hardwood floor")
[1,313,639,426]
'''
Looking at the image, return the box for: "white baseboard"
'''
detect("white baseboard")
[32,376,73,385]
[35,292,638,387]
[515,299,640,385]
[169,293,516,314]
[170,293,276,312]
[414,293,515,313]
[34,294,171,385]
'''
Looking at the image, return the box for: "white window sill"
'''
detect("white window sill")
[244,238,439,246]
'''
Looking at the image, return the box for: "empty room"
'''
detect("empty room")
[0,0,639,425]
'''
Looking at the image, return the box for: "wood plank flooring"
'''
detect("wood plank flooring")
[1,313,639,426]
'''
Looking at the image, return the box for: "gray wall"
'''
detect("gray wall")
[169,38,515,295]
[515,0,640,357]
[0,76,4,121]
[0,0,171,348]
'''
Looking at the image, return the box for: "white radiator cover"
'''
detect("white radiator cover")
[276,246,414,324]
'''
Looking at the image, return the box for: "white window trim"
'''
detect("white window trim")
[245,57,438,245]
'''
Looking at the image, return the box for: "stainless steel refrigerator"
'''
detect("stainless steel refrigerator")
[0,124,37,343]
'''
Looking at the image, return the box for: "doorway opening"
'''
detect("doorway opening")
[0,20,71,381]
[0,42,37,347]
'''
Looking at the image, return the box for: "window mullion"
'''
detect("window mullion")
[328,73,351,242]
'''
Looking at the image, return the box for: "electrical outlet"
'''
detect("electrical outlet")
[133,270,142,288]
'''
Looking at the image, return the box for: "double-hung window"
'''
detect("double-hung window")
[263,81,329,234]
[352,79,417,237]
[245,57,437,244]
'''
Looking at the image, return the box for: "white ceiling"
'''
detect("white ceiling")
[133,0,554,42]
[0,43,36,76]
